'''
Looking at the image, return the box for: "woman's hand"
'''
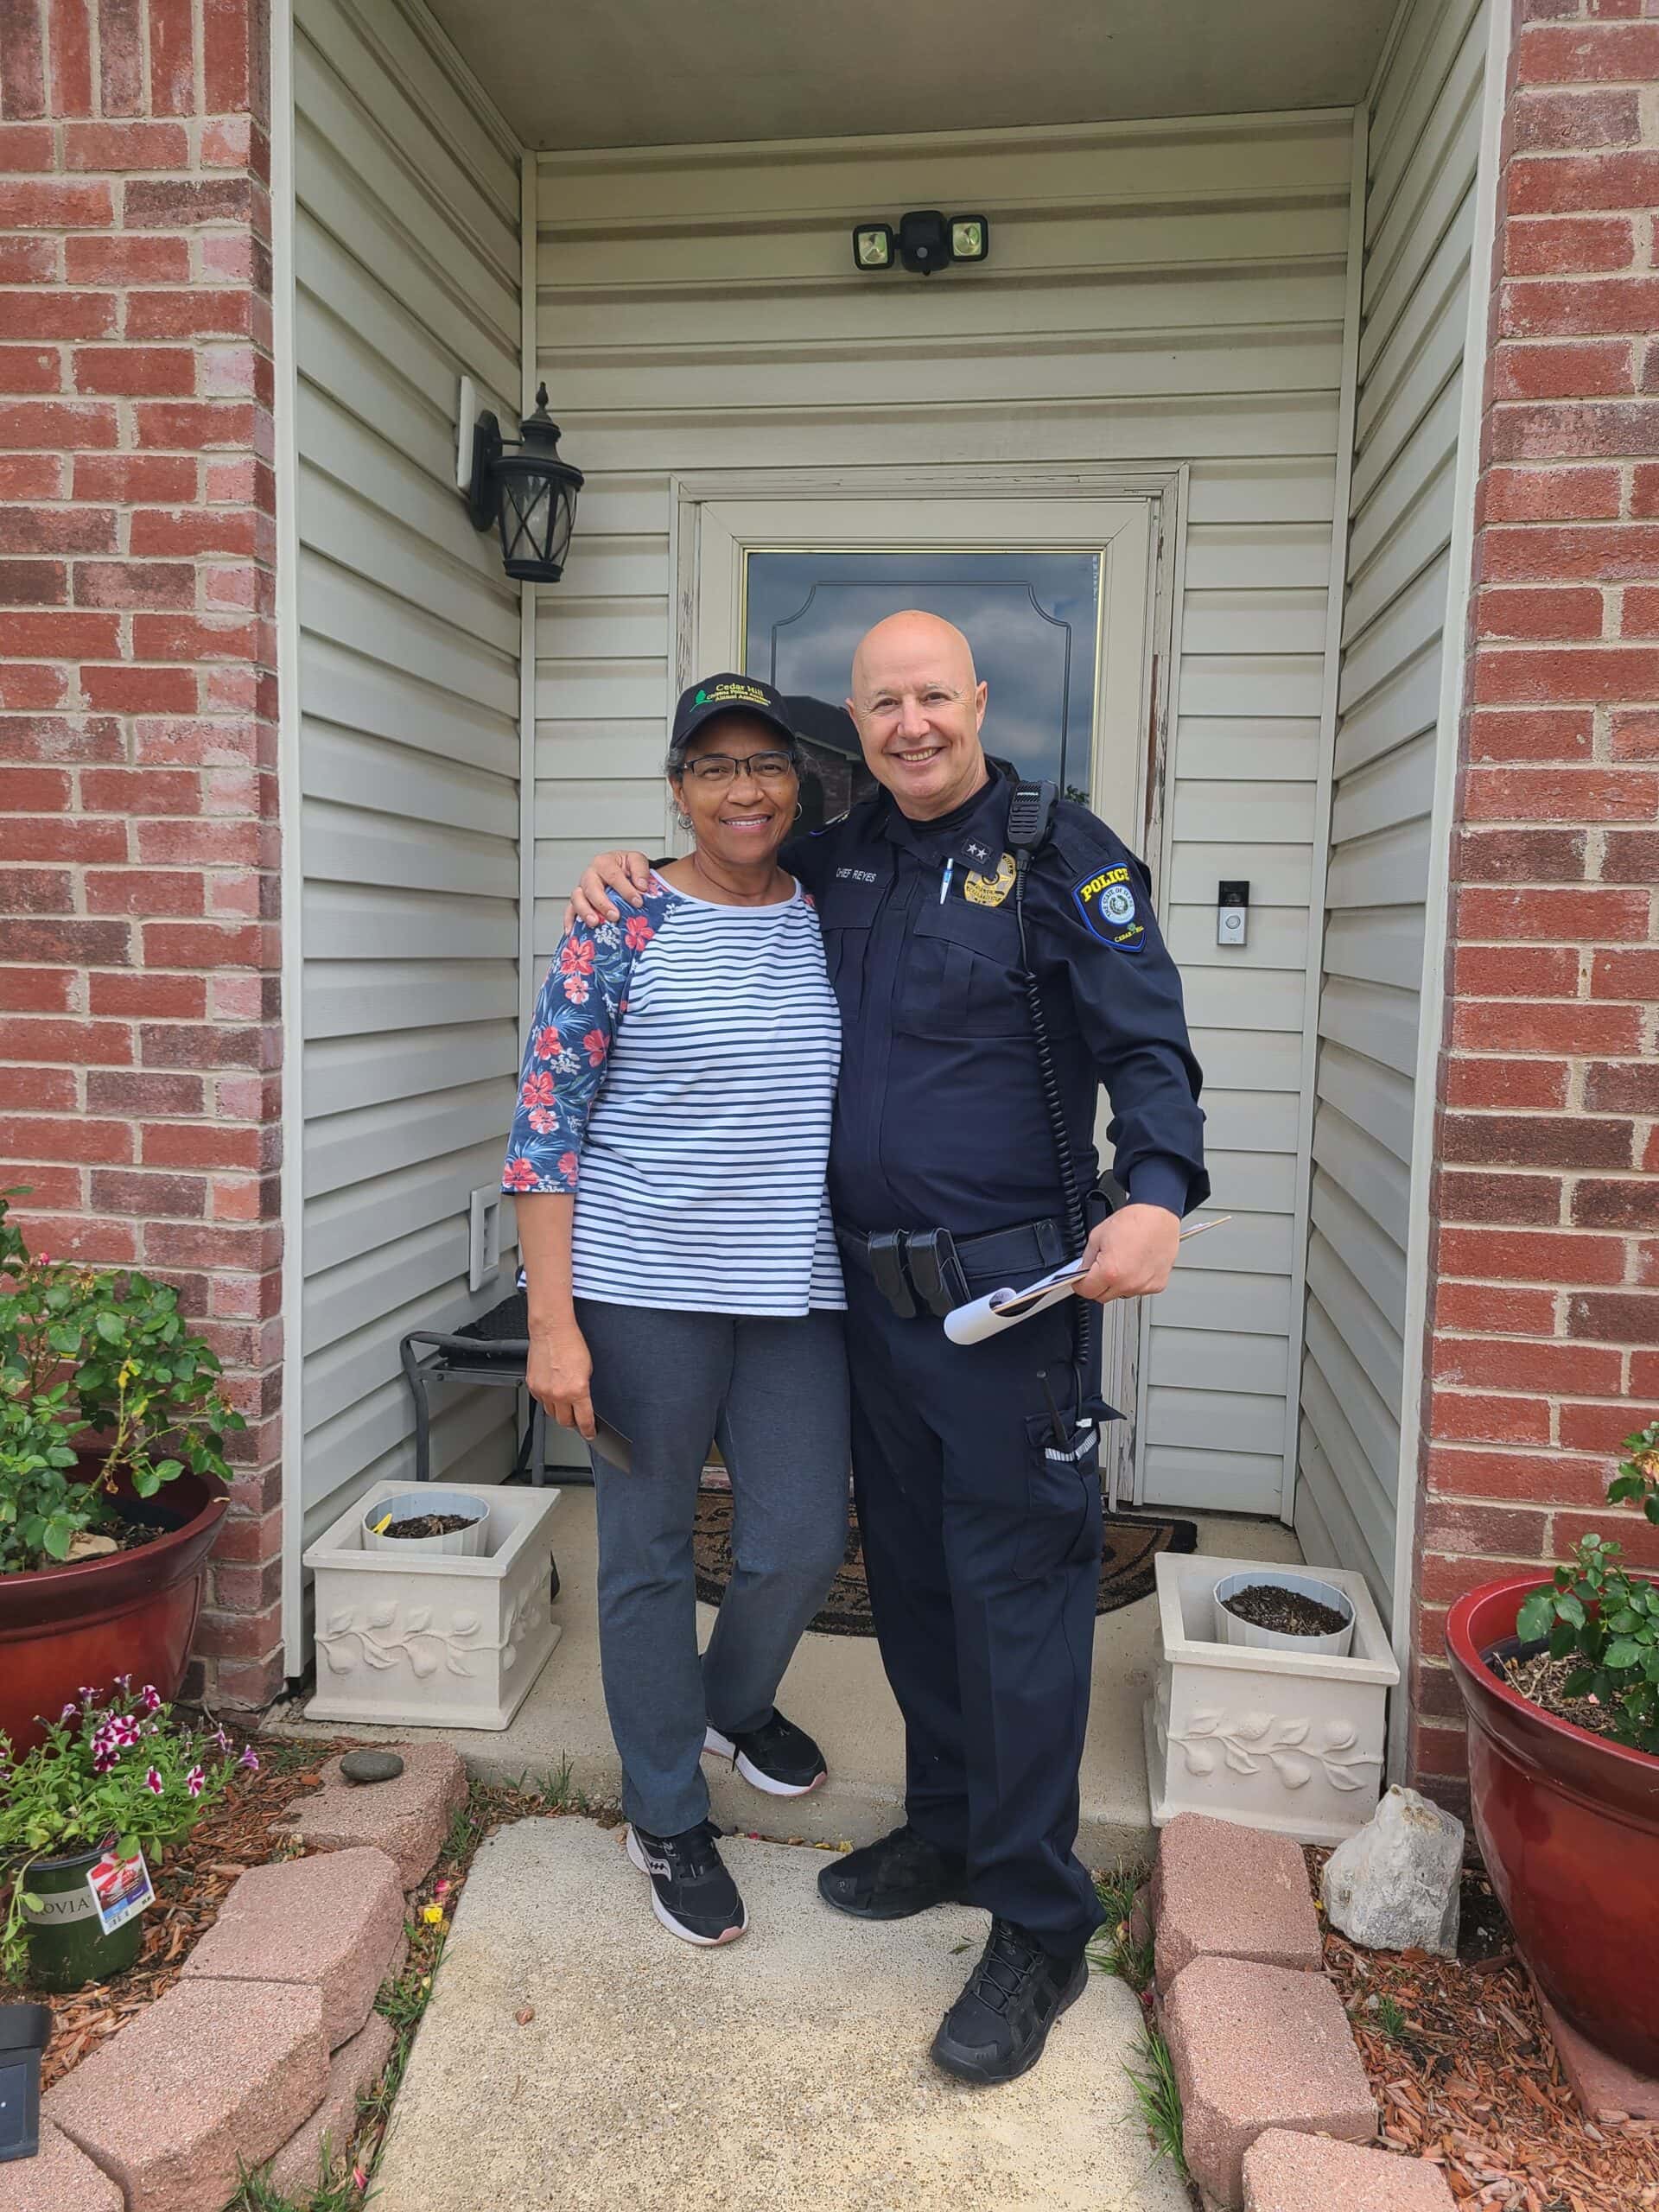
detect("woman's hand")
[527,1319,596,1440]
[565,849,654,931]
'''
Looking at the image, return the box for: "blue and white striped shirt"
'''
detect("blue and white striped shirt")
[504,874,843,1315]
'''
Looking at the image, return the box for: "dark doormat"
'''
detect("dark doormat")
[690,1491,1198,1638]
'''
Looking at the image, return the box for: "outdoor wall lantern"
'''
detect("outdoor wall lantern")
[459,379,584,583]
[851,210,989,276]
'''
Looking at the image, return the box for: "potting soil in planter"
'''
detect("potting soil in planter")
[1218,1582,1351,1638]
[375,1512,478,1541]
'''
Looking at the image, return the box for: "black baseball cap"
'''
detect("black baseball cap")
[671,672,796,753]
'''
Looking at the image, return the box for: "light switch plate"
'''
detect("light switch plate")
[467,1185,502,1294]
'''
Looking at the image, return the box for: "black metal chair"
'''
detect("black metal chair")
[398,1288,594,1492]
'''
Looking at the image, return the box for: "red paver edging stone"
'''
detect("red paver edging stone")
[264,2009,397,2200]
[275,1745,467,1889]
[1163,1955,1376,2209]
[1151,1812,1324,1997]
[181,1843,407,2050]
[41,1980,328,2212]
[1243,2127,1458,2211]
[1532,1981,1659,2123]
[0,2120,124,2212]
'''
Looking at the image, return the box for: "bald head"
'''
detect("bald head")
[847,609,990,821]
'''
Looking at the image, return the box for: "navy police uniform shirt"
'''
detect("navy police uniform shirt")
[785,770,1207,1239]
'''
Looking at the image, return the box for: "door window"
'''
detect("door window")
[743,550,1102,826]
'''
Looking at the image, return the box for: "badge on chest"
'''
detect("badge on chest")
[962,852,1017,907]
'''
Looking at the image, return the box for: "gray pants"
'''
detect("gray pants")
[576,1299,850,1838]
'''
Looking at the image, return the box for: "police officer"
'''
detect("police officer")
[572,611,1205,2085]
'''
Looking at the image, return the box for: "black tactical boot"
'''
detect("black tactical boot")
[817,1822,971,1920]
[930,1916,1089,2084]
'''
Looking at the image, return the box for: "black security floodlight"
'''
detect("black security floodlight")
[467,384,584,583]
[850,210,991,276]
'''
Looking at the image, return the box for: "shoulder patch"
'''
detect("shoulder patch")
[1072,863,1146,953]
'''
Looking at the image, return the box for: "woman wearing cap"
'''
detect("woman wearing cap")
[502,675,848,1948]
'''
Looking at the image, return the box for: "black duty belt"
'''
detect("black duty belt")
[836,1217,1066,1319]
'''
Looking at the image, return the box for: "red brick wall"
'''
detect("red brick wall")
[1410,0,1659,1796]
[0,0,285,1709]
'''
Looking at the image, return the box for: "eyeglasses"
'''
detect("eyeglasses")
[682,750,795,785]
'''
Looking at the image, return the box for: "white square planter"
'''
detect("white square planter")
[302,1481,563,1731]
[1144,1553,1401,1845]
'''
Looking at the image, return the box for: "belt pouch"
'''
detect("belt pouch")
[866,1231,917,1319]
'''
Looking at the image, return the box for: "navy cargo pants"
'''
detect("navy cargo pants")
[843,1260,1107,1958]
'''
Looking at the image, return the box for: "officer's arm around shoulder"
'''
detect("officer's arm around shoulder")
[1034,804,1208,1216]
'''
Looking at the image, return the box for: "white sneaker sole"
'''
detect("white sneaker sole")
[702,1726,828,1797]
[625,1825,747,1947]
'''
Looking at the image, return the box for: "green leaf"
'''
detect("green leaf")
[1561,1668,1597,1700]
[1604,1639,1642,1672]
[1548,1621,1579,1661]
[20,1893,42,1912]
[1557,1592,1586,1629]
[130,1464,161,1498]
[94,1311,124,1344]
[1516,1592,1556,1643]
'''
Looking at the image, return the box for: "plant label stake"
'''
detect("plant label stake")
[86,1842,154,1936]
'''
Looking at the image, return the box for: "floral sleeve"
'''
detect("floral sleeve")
[502,892,668,1193]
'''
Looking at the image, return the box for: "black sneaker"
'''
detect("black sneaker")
[625,1820,747,1947]
[817,1823,971,1920]
[930,1917,1089,2085]
[703,1708,827,1797]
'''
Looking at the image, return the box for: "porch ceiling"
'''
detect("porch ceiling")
[428,0,1400,151]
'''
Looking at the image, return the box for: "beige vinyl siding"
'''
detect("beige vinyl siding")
[1297,0,1487,1601]
[533,113,1354,1514]
[293,0,524,1579]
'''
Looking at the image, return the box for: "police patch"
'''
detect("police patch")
[1073,863,1146,952]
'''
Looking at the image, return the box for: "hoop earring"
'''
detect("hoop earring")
[673,807,694,832]
[794,801,803,819]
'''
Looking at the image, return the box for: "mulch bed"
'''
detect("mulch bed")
[1306,1847,1659,2212]
[29,1734,339,2094]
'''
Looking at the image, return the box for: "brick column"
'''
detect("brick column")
[0,0,285,1709]
[1410,0,1659,1797]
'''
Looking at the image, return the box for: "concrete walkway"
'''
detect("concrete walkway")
[274,1491,1300,1865]
[372,1817,1191,2212]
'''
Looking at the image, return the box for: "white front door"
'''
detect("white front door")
[684,486,1166,1506]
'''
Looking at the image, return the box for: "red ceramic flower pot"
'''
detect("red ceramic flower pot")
[1446,1573,1659,2077]
[0,1465,226,1756]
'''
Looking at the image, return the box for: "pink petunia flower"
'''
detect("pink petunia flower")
[239,1747,260,1773]
[623,914,654,951]
[503,1159,539,1192]
[113,1673,131,1693]
[144,1766,163,1795]
[582,1030,607,1067]
[185,1764,205,1797]
[141,1685,161,1713]
[60,1702,77,1722]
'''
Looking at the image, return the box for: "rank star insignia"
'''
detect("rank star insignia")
[963,853,1017,906]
